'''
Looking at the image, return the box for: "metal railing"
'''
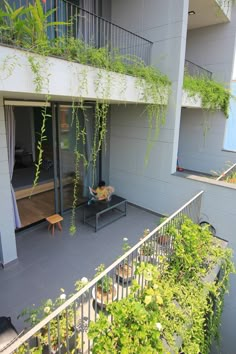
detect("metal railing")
[216,162,236,182]
[185,60,212,79]
[0,0,152,65]
[5,191,203,354]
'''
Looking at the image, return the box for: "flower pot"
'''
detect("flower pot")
[92,284,117,307]
[116,264,135,284]
[227,178,236,184]
[157,235,173,255]
[138,247,155,263]
[41,330,77,354]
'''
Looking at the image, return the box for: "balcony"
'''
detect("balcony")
[188,0,231,30]
[185,60,212,79]
[2,191,233,354]
[0,203,160,333]
[0,0,153,66]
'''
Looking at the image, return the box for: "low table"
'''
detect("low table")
[83,195,127,232]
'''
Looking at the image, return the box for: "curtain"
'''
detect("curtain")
[5,106,21,229]
[83,107,97,196]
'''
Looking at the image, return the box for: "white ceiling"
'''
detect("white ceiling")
[188,0,230,30]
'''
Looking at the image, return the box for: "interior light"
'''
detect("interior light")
[188,10,196,15]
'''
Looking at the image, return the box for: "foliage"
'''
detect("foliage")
[139,228,155,256]
[18,289,78,352]
[88,216,235,354]
[0,1,171,230]
[95,264,113,293]
[88,295,164,354]
[122,237,131,254]
[183,73,232,118]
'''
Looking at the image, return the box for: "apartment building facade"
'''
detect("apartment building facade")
[0,0,235,261]
[0,1,236,349]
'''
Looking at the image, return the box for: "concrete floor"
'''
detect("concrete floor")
[0,204,161,332]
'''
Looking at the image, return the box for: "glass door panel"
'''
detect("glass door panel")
[58,104,98,212]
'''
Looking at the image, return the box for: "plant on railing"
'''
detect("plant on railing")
[183,73,232,118]
[116,237,134,283]
[18,289,80,353]
[138,228,156,259]
[88,216,234,353]
[88,294,164,354]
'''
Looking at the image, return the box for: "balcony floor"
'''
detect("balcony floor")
[0,204,160,332]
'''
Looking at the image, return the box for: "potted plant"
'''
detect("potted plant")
[18,289,81,353]
[116,238,135,284]
[92,264,117,308]
[138,229,157,262]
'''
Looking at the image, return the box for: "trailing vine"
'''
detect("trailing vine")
[183,73,232,118]
[69,100,87,235]
[30,96,50,198]
[27,54,51,197]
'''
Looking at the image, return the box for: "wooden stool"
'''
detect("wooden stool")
[46,214,63,235]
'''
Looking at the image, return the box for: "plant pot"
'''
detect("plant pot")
[41,330,78,354]
[116,264,135,284]
[138,247,155,263]
[157,235,173,254]
[227,178,236,184]
[92,284,117,307]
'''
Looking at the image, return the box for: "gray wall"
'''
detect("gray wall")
[186,20,236,83]
[109,4,236,352]
[0,97,17,265]
[179,108,236,173]
[111,0,189,176]
[179,13,236,175]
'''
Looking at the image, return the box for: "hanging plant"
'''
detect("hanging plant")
[183,73,232,118]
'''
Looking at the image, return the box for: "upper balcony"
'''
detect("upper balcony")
[0,0,153,66]
[188,0,232,30]
[0,1,172,106]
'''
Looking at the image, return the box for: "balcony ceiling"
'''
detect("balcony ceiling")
[188,0,230,30]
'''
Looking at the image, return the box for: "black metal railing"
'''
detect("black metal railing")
[6,191,203,353]
[0,0,153,65]
[185,59,212,79]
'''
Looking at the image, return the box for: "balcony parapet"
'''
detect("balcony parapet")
[0,45,168,105]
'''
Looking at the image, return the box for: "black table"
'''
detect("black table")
[83,195,127,232]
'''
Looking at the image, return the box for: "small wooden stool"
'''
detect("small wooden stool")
[46,214,63,235]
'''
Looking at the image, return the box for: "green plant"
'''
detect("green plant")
[30,98,51,198]
[88,295,164,354]
[95,264,113,293]
[0,2,171,234]
[0,0,27,45]
[88,216,234,353]
[23,0,68,46]
[122,237,131,253]
[18,289,78,352]
[183,73,232,118]
[139,228,155,256]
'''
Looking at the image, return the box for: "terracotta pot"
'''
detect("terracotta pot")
[227,178,236,184]
[116,264,134,283]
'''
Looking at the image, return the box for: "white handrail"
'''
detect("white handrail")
[5,190,204,354]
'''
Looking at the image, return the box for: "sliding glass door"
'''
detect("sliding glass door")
[58,103,98,212]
